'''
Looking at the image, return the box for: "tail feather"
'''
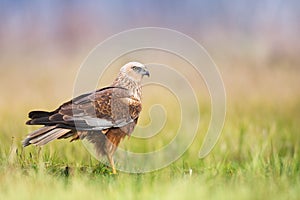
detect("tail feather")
[25,126,56,138]
[28,111,52,119]
[23,126,72,147]
[35,128,71,146]
[26,117,52,125]
[27,110,53,125]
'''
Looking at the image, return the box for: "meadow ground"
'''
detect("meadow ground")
[0,64,299,200]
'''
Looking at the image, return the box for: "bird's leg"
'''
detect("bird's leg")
[107,153,117,174]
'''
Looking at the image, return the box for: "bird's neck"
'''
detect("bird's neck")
[111,74,142,100]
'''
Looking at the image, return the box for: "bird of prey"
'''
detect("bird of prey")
[23,62,150,174]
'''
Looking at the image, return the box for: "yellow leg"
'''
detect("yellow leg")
[107,153,117,174]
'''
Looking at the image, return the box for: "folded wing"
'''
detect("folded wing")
[26,86,142,131]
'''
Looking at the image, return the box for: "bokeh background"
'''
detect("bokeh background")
[1,0,299,108]
[0,1,299,199]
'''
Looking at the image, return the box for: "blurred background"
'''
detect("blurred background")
[1,0,299,103]
[0,0,299,151]
[0,2,299,198]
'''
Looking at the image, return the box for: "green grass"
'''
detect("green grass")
[0,66,299,199]
[0,101,299,200]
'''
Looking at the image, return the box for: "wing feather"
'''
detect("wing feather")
[27,86,142,131]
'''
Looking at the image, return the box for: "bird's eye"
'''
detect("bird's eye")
[132,66,139,71]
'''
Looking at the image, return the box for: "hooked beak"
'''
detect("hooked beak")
[141,68,150,77]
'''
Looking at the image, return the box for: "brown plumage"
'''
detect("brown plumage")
[23,62,150,174]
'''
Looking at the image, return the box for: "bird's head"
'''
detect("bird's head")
[120,62,150,82]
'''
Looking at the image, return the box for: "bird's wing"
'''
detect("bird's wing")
[27,87,142,131]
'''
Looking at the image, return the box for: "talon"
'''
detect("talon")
[112,168,117,174]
